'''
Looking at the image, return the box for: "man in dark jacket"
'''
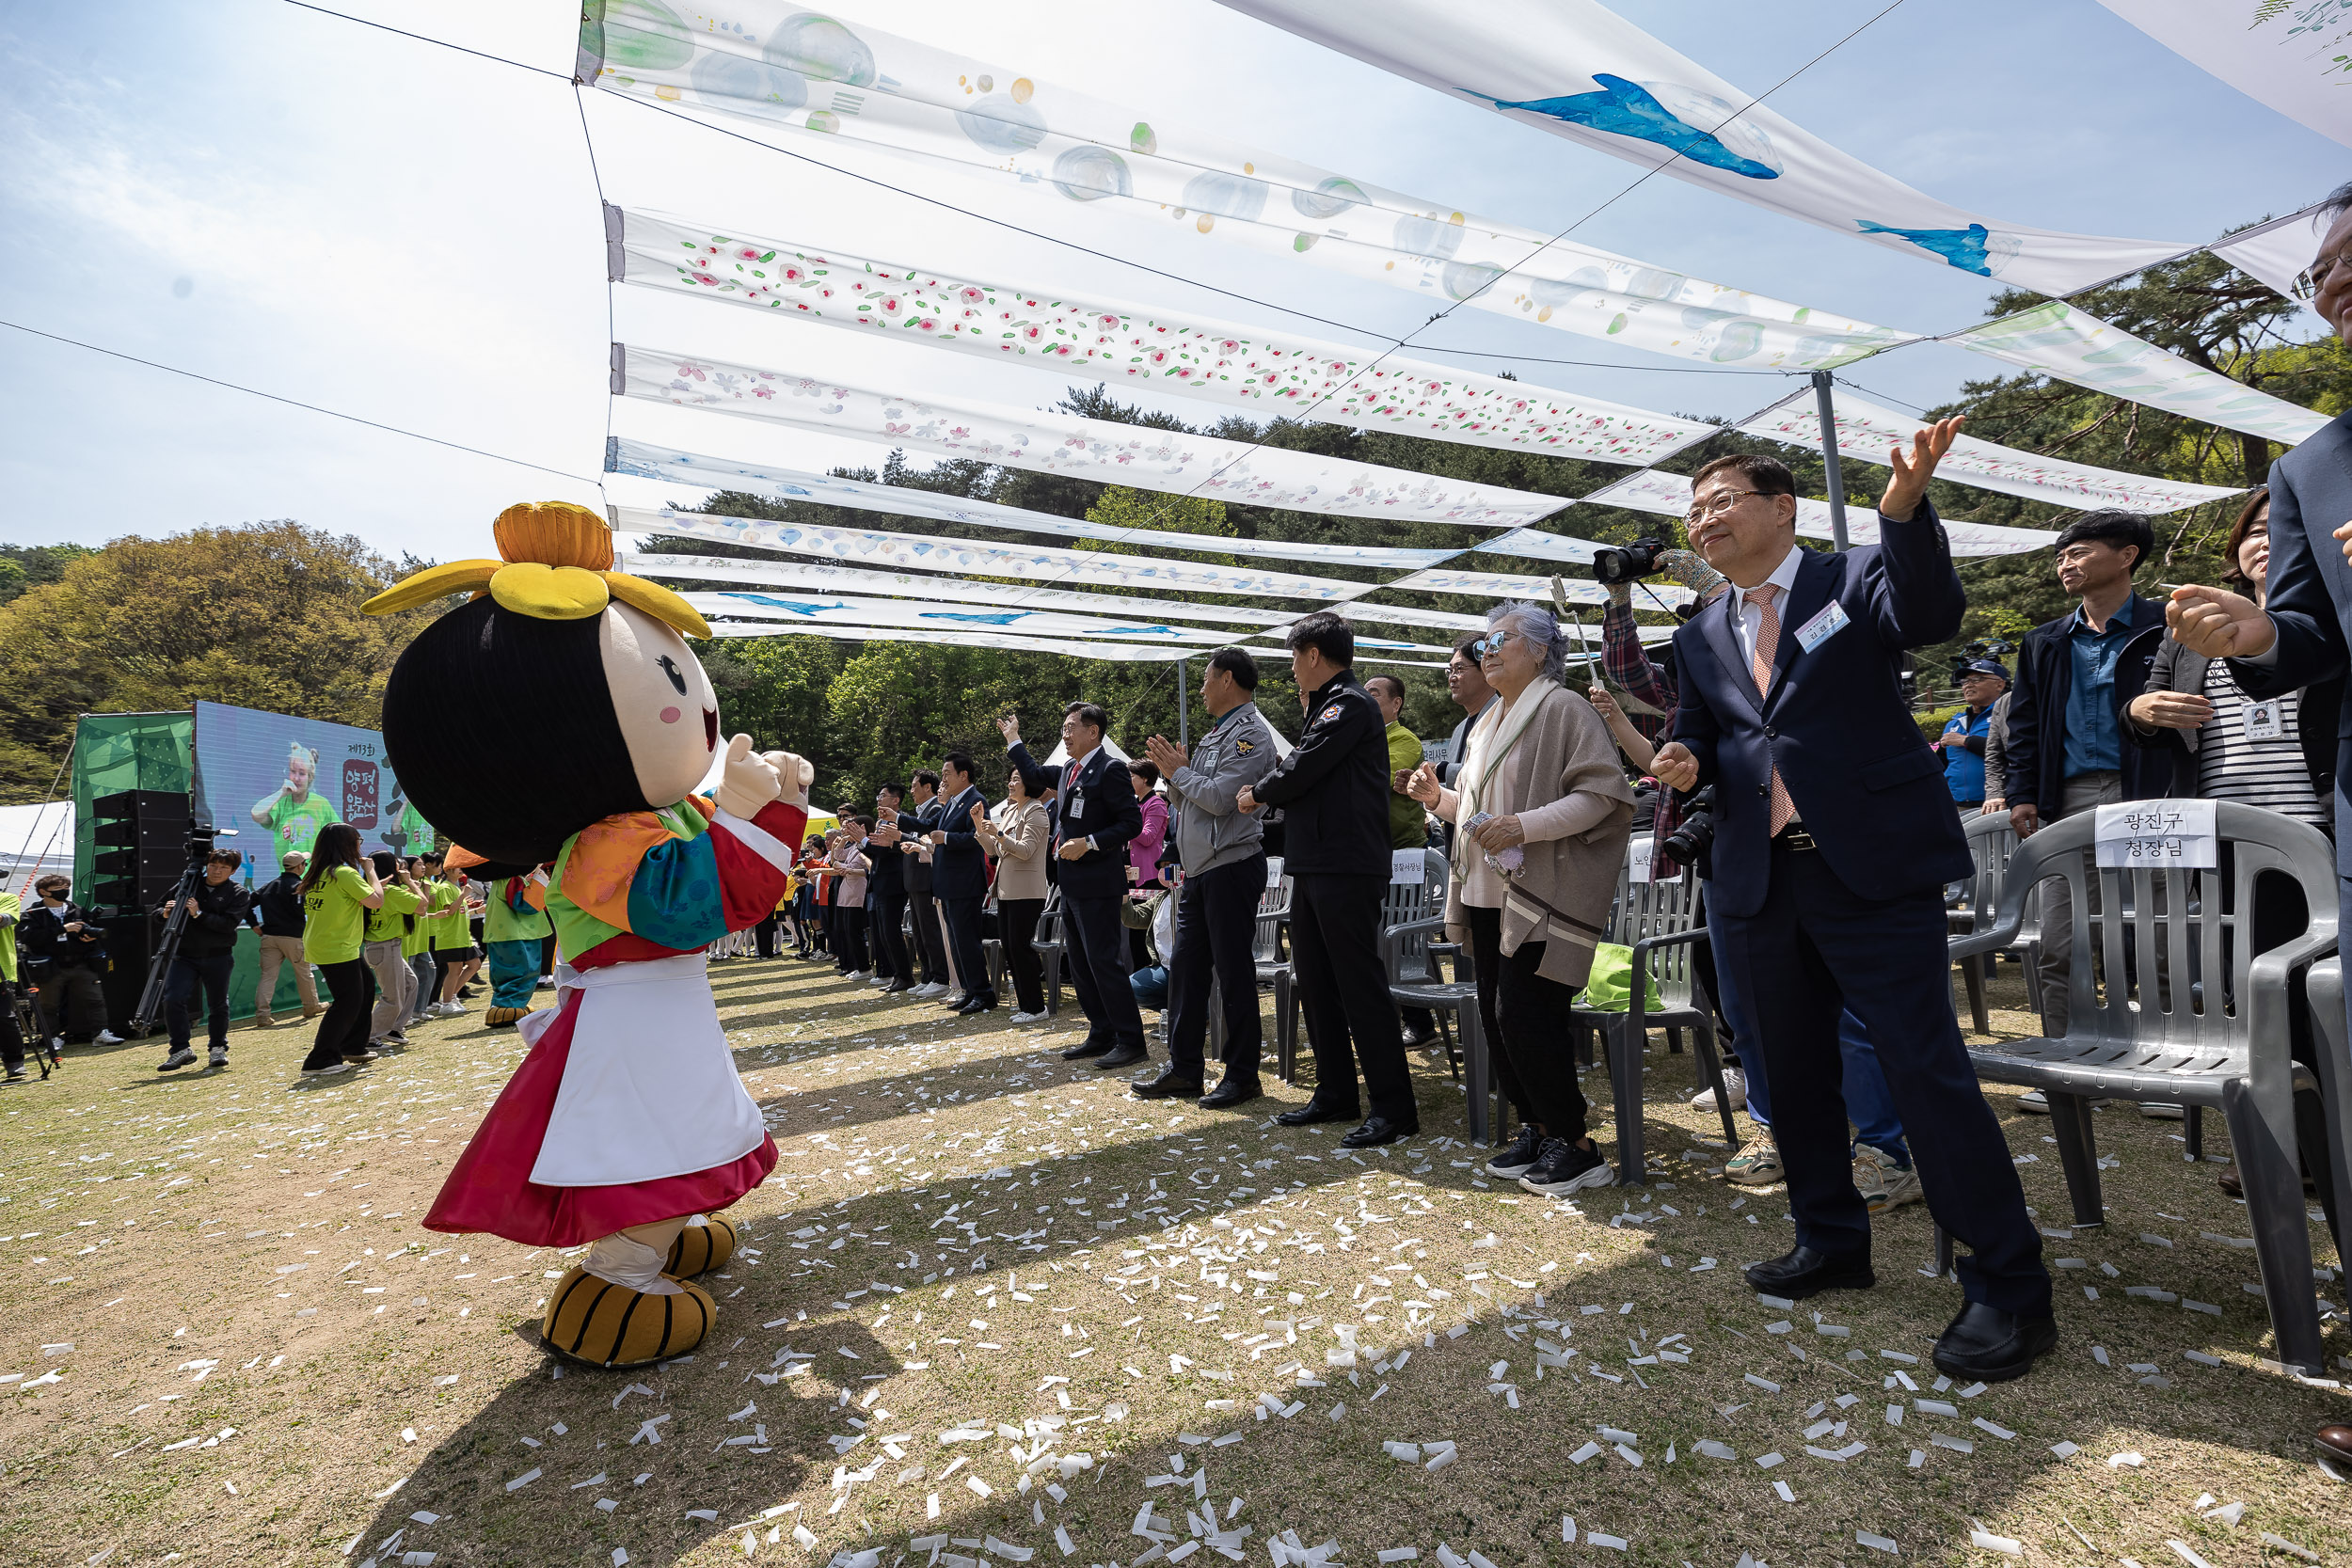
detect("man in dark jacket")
[158,848,254,1070]
[865,783,915,994]
[2004,511,2173,1035]
[1006,707,1147,1058]
[246,850,319,1025]
[1239,612,1416,1148]
[21,875,119,1048]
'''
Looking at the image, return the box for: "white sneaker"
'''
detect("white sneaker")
[2140,1101,2185,1120]
[868,975,894,989]
[1852,1143,1923,1213]
[2016,1089,2051,1114]
[1009,1010,1046,1023]
[1692,1066,1746,1113]
[913,982,946,999]
[939,992,971,1009]
[95,1029,123,1045]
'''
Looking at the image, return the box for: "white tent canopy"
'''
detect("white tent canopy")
[0,801,75,892]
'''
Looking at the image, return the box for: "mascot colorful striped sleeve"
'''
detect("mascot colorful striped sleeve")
[362,500,813,1368]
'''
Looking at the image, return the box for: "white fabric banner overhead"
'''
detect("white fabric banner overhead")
[621,550,1495,633]
[1580,469,2060,557]
[623,505,1383,602]
[1945,302,2328,445]
[1736,389,2244,515]
[2208,204,2333,312]
[2093,1,2352,149]
[619,345,1567,529]
[712,621,1191,660]
[1390,565,1692,607]
[607,437,1467,566]
[1220,0,2188,296]
[612,207,1715,467]
[578,2,2322,445]
[688,589,1444,652]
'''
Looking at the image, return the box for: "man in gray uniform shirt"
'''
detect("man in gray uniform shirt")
[1141,647,1281,1107]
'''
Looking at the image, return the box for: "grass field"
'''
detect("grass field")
[1,955,2345,1568]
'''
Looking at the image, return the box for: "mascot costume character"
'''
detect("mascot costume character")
[363,501,810,1367]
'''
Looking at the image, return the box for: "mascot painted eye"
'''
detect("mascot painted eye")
[361,500,816,1369]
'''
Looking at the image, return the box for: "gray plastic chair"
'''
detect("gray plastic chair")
[1950,801,2338,1373]
[1213,872,1293,1067]
[1948,814,2021,1035]
[1566,853,1732,1184]
[2290,958,2352,1269]
[1031,890,1066,1017]
[1377,850,1498,1142]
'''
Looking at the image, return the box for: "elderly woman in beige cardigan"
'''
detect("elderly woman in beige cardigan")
[1408,601,1636,1196]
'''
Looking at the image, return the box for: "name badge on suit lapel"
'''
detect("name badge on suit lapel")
[1792,599,1850,656]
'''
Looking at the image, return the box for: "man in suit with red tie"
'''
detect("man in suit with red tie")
[1651,420,2055,1383]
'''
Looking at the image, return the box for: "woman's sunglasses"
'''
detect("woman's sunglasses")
[1469,627,1519,660]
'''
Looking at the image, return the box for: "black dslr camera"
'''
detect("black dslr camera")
[1592,537,1666,587]
[1659,785,1716,871]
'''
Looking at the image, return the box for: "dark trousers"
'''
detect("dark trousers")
[910,892,948,985]
[166,953,234,1053]
[1290,873,1414,1122]
[38,964,107,1041]
[1164,853,1267,1081]
[940,895,997,1006]
[302,958,376,1069]
[870,889,913,986]
[754,913,778,959]
[999,897,1046,1014]
[1,987,24,1071]
[1463,905,1589,1135]
[1060,893,1142,1049]
[1720,842,2050,1316]
[834,908,869,973]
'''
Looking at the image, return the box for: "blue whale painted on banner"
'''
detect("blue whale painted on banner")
[1854,220,1994,277]
[1474,74,1777,181]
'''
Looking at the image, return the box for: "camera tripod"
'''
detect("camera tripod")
[125,824,236,1039]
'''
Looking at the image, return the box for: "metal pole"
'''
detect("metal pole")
[1811,369,1851,552]
[1176,657,1189,747]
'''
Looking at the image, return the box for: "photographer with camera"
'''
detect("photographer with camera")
[155,847,253,1071]
[1936,658,2011,814]
[22,876,121,1051]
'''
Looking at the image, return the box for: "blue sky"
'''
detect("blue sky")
[2,0,2344,566]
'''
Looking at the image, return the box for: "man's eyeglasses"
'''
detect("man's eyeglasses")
[1686,488,1765,523]
[1470,627,1519,660]
[2292,251,2344,303]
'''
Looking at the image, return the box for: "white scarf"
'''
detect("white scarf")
[1454,679,1558,830]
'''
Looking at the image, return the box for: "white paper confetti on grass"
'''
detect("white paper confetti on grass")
[1856,1532,1899,1555]
[2260,1533,2319,1561]
[2165,1542,2218,1568]
[1968,1525,2023,1556]
[504,1468,541,1492]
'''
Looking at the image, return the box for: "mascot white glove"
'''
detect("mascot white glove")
[713,734,783,820]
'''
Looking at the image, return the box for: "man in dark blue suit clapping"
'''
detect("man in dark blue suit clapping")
[1650,420,2054,1383]
[1004,705,1150,1067]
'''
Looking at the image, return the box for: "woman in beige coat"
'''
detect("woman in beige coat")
[980,770,1054,1022]
[1408,601,1635,1197]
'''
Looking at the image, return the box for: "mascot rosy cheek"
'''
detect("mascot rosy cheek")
[364,501,811,1368]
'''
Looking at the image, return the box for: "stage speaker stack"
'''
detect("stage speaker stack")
[88,788,191,1034]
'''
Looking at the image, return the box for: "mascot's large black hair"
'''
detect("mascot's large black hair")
[383,596,646,867]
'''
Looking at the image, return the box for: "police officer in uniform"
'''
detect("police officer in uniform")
[1141,647,1281,1106]
[1005,705,1149,1066]
[1239,613,1417,1148]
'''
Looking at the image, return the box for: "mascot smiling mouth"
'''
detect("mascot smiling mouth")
[704,706,719,752]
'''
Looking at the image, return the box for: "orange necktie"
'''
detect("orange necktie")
[1746,585,1797,836]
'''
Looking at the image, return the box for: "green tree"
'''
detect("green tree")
[0,523,438,801]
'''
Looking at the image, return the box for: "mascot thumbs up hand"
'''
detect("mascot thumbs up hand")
[714,734,783,820]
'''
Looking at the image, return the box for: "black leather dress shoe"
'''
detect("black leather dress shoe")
[2317,1424,2352,1463]
[1094,1043,1149,1069]
[1275,1101,1359,1127]
[1741,1245,1876,1299]
[1132,1069,1204,1101]
[954,997,995,1015]
[1931,1302,2058,1383]
[1200,1077,1262,1110]
[1060,1040,1112,1060]
[1340,1115,1418,1148]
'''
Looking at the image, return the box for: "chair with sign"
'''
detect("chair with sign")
[1565,846,1732,1185]
[1949,801,2339,1373]
[1377,848,1499,1143]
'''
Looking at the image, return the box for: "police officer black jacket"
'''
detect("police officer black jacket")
[1250,671,1391,875]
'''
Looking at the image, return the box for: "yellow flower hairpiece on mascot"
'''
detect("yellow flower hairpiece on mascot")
[359,500,711,639]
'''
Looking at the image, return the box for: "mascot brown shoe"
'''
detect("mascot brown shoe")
[541,1234,716,1368]
[484,1006,529,1029]
[663,1213,739,1277]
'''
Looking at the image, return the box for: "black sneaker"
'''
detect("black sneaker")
[158,1048,197,1071]
[1483,1124,1545,1179]
[1519,1138,1614,1196]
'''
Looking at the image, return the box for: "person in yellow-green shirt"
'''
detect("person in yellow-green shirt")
[427,863,483,1015]
[481,868,551,1027]
[360,851,423,1049]
[251,741,342,866]
[399,856,441,1032]
[298,824,385,1075]
[0,879,27,1081]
